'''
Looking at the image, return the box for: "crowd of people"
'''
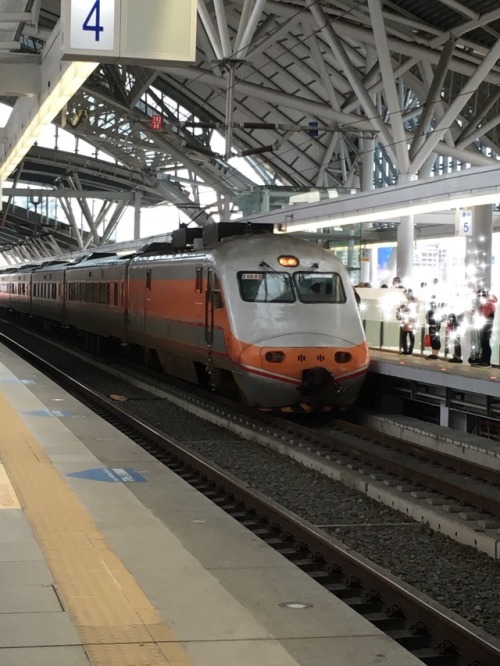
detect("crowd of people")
[388,277,497,367]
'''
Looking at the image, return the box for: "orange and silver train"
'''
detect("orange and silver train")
[0,223,369,412]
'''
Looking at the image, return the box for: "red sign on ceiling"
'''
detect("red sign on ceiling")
[150,114,163,130]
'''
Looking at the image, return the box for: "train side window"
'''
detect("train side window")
[195,266,203,293]
[146,269,152,291]
[113,283,118,306]
[100,283,107,304]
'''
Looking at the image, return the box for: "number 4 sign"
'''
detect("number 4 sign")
[62,0,197,63]
[67,0,116,52]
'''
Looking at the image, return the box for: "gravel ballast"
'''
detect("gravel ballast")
[2,328,500,640]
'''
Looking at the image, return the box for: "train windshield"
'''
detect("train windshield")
[238,271,294,303]
[294,272,346,303]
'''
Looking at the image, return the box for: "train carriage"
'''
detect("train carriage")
[2,265,37,316]
[31,261,68,323]
[126,227,369,409]
[0,225,370,412]
[64,253,128,340]
[126,246,220,385]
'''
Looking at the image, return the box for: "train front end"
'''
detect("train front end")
[219,234,369,412]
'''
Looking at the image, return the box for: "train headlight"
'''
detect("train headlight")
[265,351,285,363]
[278,255,299,267]
[335,351,352,363]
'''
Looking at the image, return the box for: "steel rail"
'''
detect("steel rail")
[1,331,500,665]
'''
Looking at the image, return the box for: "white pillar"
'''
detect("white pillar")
[440,404,449,427]
[396,215,414,285]
[396,174,416,285]
[360,248,370,283]
[369,247,378,285]
[467,204,493,290]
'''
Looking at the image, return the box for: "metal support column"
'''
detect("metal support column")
[134,192,142,240]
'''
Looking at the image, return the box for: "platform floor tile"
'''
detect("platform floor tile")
[0,611,82,648]
[0,584,62,613]
[0,646,91,666]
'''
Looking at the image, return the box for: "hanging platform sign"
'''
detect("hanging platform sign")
[61,0,197,64]
[455,208,472,236]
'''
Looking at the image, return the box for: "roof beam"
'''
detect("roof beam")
[0,21,97,183]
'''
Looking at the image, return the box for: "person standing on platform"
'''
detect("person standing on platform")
[473,289,498,367]
[396,289,418,355]
[392,276,404,289]
[425,296,443,360]
[446,309,464,363]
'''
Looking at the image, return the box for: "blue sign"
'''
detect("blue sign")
[67,467,146,483]
[378,246,392,271]
[23,410,72,417]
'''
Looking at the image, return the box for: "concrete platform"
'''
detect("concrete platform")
[0,342,424,666]
[366,349,500,470]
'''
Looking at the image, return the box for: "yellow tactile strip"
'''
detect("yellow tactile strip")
[0,463,20,508]
[0,392,194,666]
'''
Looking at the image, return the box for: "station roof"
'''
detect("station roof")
[1,1,500,259]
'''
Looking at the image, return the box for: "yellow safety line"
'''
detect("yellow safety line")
[0,463,20,508]
[0,392,193,666]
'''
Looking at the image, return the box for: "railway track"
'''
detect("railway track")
[0,326,499,666]
[1,317,500,558]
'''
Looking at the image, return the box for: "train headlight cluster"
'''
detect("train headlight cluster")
[265,351,285,363]
[335,351,351,363]
[278,255,299,267]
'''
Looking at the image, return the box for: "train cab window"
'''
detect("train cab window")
[238,271,294,303]
[294,272,346,303]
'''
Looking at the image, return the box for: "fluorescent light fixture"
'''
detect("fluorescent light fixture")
[0,61,97,182]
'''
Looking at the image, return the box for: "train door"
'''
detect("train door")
[144,268,152,333]
[204,267,215,347]
[204,268,223,344]
[125,263,149,338]
[204,267,224,383]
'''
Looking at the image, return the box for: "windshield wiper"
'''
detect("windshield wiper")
[299,262,319,279]
[259,261,286,280]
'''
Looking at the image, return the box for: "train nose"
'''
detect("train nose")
[300,367,342,395]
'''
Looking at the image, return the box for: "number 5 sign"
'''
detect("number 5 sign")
[455,209,473,237]
[62,0,197,63]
